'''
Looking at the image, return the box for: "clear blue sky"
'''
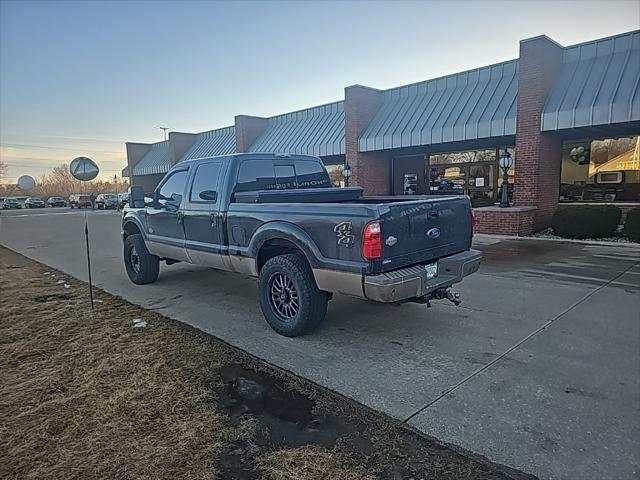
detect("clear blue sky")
[1,0,638,181]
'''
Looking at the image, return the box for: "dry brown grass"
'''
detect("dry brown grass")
[257,446,377,480]
[0,247,515,480]
[0,249,230,480]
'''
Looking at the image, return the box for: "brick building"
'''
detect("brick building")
[124,30,639,235]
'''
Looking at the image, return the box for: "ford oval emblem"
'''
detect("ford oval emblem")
[426,227,441,239]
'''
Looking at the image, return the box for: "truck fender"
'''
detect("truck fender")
[248,221,325,270]
[122,215,147,241]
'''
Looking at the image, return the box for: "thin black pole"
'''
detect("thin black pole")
[85,218,94,309]
[81,179,95,310]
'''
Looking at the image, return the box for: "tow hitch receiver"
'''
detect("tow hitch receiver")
[413,288,461,307]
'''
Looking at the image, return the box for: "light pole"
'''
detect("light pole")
[343,161,352,187]
[159,126,170,140]
[499,148,513,208]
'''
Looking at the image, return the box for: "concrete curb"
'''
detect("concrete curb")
[474,233,640,249]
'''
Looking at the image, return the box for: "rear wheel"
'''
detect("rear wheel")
[259,254,328,337]
[124,234,159,284]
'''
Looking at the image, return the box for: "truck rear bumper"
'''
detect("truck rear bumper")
[363,249,481,303]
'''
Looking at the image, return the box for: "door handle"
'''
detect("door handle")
[210,212,219,226]
[177,211,184,224]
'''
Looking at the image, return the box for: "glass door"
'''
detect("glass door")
[467,163,495,207]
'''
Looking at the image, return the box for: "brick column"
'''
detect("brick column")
[168,132,197,166]
[514,35,564,231]
[235,115,268,153]
[125,142,151,178]
[344,84,388,194]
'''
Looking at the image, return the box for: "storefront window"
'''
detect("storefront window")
[428,147,513,207]
[560,136,640,202]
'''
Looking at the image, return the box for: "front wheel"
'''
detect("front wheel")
[124,234,159,284]
[259,254,328,337]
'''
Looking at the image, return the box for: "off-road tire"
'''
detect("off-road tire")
[259,253,328,337]
[124,233,159,284]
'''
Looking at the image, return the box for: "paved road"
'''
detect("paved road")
[1,207,639,480]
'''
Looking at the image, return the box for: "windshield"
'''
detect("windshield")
[28,197,42,201]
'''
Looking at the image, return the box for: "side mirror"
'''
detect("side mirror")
[199,190,218,202]
[130,186,145,208]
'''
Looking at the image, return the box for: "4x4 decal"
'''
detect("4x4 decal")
[333,221,354,247]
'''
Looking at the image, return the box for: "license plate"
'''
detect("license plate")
[425,262,438,279]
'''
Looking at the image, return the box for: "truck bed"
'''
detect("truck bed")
[228,189,473,274]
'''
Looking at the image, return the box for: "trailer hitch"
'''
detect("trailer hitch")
[412,288,461,307]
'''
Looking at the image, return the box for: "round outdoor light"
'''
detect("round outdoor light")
[499,150,513,170]
[17,175,36,191]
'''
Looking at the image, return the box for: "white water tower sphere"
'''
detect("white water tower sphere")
[17,175,36,191]
[70,157,99,181]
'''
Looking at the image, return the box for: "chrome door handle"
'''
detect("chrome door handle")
[210,212,219,226]
[177,211,184,224]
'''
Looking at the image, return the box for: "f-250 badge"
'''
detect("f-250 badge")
[334,221,354,247]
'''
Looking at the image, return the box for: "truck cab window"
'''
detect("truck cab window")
[295,160,330,188]
[190,163,222,202]
[275,165,296,189]
[236,160,276,192]
[157,170,188,205]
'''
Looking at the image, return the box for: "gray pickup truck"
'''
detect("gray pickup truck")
[122,153,481,336]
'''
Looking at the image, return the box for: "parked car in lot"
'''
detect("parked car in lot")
[2,197,22,209]
[118,193,129,208]
[122,153,480,337]
[69,194,93,208]
[96,193,118,209]
[24,197,45,208]
[46,197,67,207]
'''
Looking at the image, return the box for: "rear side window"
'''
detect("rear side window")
[236,160,276,192]
[295,160,330,188]
[190,162,222,202]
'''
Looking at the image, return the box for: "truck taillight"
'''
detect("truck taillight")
[362,220,382,260]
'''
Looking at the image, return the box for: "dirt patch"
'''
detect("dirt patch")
[0,246,532,480]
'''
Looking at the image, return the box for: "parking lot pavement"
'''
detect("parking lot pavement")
[1,208,639,480]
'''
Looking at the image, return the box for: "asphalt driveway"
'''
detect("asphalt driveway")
[1,207,638,480]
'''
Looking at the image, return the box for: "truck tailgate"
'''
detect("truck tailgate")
[377,196,473,272]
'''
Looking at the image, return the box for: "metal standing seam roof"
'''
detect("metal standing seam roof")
[178,126,236,163]
[132,140,171,176]
[248,101,345,156]
[542,30,640,131]
[359,60,518,152]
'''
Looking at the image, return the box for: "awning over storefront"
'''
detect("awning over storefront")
[178,126,236,163]
[359,60,518,152]
[132,140,170,176]
[542,30,640,131]
[249,101,345,157]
